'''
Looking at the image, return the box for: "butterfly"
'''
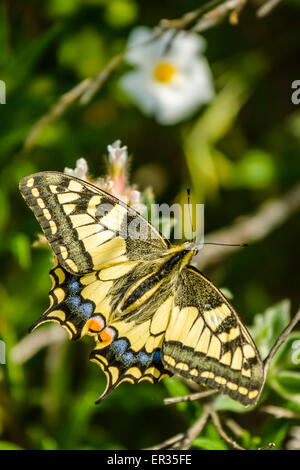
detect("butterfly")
[19,171,263,405]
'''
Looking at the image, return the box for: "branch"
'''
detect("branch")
[147,403,211,450]
[23,0,283,150]
[194,183,300,270]
[261,405,300,420]
[173,403,212,450]
[164,389,216,405]
[10,324,67,364]
[79,53,125,105]
[210,409,245,450]
[256,0,283,18]
[191,0,247,32]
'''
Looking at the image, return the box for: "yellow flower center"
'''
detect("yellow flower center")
[153,62,177,83]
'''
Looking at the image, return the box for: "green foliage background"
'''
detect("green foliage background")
[0,0,300,450]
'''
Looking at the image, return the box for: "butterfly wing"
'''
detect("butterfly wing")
[38,255,174,398]
[162,266,263,406]
[90,298,173,402]
[19,172,169,276]
[19,171,170,338]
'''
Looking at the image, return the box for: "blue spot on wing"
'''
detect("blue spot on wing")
[152,349,161,363]
[78,302,94,318]
[69,280,80,292]
[112,339,128,355]
[68,295,81,308]
[138,351,150,365]
[122,351,135,365]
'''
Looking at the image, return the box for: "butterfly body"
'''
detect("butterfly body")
[19,171,263,405]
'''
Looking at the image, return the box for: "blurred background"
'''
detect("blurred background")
[0,0,300,450]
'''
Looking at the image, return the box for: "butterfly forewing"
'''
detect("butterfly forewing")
[19,172,169,276]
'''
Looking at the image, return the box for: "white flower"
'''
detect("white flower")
[107,140,128,168]
[119,26,215,125]
[64,158,89,180]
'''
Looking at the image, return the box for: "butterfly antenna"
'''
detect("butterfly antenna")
[203,242,248,247]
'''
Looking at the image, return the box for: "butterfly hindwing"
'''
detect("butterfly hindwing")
[90,265,176,400]
[162,266,263,405]
[91,312,172,402]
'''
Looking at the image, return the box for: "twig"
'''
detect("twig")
[174,403,212,449]
[257,0,283,18]
[261,405,300,420]
[164,389,216,405]
[79,53,125,105]
[192,0,247,32]
[210,409,245,450]
[145,433,185,450]
[10,324,67,364]
[263,306,300,380]
[159,0,225,31]
[23,0,283,150]
[147,403,211,450]
[194,183,300,270]
[23,29,167,149]
[224,418,245,438]
[258,442,276,450]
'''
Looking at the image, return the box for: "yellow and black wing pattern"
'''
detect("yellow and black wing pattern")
[19,171,263,406]
[19,172,169,276]
[162,266,263,405]
[32,258,172,399]
[19,172,172,399]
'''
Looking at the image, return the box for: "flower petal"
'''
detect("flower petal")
[121,26,215,125]
[125,26,159,66]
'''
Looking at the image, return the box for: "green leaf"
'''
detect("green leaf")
[46,0,81,17]
[104,0,139,28]
[163,377,190,398]
[57,27,106,78]
[227,149,276,189]
[249,300,291,361]
[270,370,300,405]
[192,436,228,450]
[4,24,62,92]
[163,378,193,414]
[271,332,300,370]
[9,232,31,269]
[213,394,252,413]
